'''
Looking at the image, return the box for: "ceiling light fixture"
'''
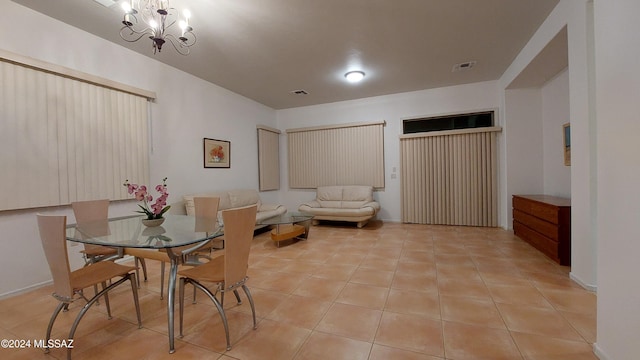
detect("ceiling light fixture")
[119,0,196,55]
[345,71,365,83]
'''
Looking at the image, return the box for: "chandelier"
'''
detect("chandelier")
[119,0,196,55]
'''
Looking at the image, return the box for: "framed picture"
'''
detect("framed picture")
[563,123,571,166]
[203,138,230,168]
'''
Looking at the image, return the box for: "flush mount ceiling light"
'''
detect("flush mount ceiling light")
[119,0,196,55]
[345,71,365,83]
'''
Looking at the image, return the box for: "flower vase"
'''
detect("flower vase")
[142,218,165,227]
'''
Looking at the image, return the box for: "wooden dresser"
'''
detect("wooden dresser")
[512,195,571,265]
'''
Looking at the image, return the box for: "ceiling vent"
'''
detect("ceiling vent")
[290,89,309,95]
[92,0,118,7]
[452,61,477,72]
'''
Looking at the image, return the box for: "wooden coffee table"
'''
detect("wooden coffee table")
[258,212,314,247]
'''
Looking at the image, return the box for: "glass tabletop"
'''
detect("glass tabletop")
[65,214,223,249]
[258,212,314,226]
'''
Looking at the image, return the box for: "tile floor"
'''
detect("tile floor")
[0,221,598,359]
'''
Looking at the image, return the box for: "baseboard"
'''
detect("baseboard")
[0,279,52,300]
[570,272,597,292]
[593,343,610,360]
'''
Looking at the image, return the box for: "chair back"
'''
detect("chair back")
[71,199,109,224]
[194,197,220,234]
[71,199,110,249]
[37,215,73,300]
[221,205,257,289]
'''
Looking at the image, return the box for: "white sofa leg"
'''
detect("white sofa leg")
[312,219,320,226]
[357,221,367,228]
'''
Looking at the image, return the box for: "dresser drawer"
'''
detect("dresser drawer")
[513,221,560,263]
[512,196,560,224]
[513,209,559,241]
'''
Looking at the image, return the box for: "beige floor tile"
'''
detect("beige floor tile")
[375,312,444,357]
[437,278,491,299]
[384,289,441,319]
[316,303,382,342]
[358,256,399,272]
[231,287,289,318]
[560,310,597,344]
[538,288,597,314]
[400,250,435,263]
[294,331,372,360]
[395,261,438,276]
[335,283,389,310]
[180,309,257,352]
[487,283,554,309]
[312,264,358,281]
[511,331,598,359]
[266,295,331,329]
[224,319,311,360]
[0,221,600,360]
[292,277,346,302]
[349,267,395,288]
[440,295,506,329]
[442,321,522,360]
[496,303,584,341]
[251,271,308,294]
[392,273,439,292]
[369,344,444,360]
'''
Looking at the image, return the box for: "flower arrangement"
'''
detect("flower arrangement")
[123,177,171,220]
[209,145,225,162]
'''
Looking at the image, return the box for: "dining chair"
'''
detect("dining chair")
[37,214,142,360]
[178,204,258,351]
[125,196,220,299]
[71,199,119,264]
[71,199,149,300]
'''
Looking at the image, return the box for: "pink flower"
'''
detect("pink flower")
[124,178,170,219]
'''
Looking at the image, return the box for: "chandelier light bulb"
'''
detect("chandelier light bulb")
[149,19,158,29]
[345,71,365,83]
[121,2,132,13]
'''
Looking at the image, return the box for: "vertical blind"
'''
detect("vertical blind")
[400,127,501,226]
[257,126,281,191]
[0,52,155,211]
[287,121,385,189]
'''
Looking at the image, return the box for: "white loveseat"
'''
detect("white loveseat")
[171,189,286,228]
[298,185,380,228]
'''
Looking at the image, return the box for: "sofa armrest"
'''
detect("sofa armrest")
[363,201,381,212]
[300,200,321,208]
[259,203,284,212]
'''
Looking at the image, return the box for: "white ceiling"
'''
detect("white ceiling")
[12,0,562,109]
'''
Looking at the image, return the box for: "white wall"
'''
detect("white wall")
[503,88,544,227]
[542,69,571,197]
[276,81,501,222]
[593,1,640,358]
[0,1,276,297]
[500,0,596,289]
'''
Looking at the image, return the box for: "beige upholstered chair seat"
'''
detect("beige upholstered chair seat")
[298,185,380,228]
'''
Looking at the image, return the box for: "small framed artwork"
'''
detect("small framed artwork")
[203,138,230,168]
[563,123,571,166]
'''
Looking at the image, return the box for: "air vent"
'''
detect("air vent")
[92,0,118,7]
[290,89,309,95]
[452,61,477,72]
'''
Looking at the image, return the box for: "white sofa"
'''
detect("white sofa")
[171,189,286,227]
[298,185,380,228]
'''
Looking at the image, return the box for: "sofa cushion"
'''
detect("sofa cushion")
[228,189,262,209]
[316,186,343,208]
[183,192,231,216]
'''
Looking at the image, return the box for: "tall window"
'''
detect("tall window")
[0,51,155,211]
[257,126,281,191]
[287,121,385,188]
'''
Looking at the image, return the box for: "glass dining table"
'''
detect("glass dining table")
[65,214,223,354]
